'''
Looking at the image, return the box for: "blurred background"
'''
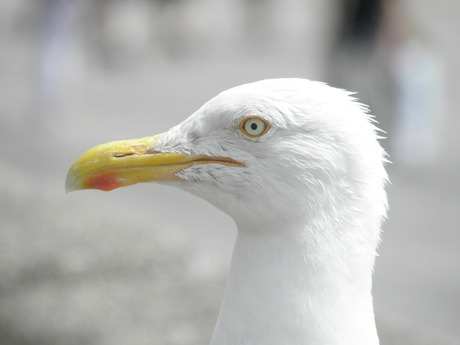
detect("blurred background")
[1,0,459,344]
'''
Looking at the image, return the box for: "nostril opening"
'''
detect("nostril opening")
[114,153,134,158]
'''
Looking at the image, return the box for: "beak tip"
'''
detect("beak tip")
[65,172,78,193]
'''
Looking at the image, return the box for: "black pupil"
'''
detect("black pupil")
[250,123,258,131]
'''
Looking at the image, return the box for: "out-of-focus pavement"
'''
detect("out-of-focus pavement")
[1,1,459,344]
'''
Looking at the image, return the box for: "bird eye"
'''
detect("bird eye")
[239,116,270,138]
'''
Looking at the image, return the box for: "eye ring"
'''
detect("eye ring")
[238,116,271,138]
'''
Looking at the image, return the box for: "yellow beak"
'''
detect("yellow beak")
[65,135,244,192]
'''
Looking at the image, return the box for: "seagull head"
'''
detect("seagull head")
[66,78,387,233]
[66,78,389,345]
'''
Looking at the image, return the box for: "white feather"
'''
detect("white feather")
[155,78,388,345]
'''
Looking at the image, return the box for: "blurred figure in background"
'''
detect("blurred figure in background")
[326,0,386,112]
[39,0,78,109]
[381,1,444,168]
[82,0,190,66]
[326,0,444,168]
[35,0,191,112]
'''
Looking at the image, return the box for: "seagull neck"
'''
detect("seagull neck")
[211,221,379,345]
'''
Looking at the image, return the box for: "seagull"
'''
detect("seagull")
[66,78,388,345]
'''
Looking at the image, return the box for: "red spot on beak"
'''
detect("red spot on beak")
[86,172,120,191]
